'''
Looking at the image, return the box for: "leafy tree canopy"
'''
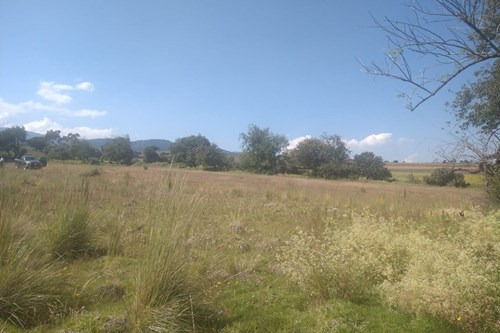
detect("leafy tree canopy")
[0,126,27,158]
[239,124,288,174]
[102,136,134,164]
[290,135,350,176]
[353,152,392,180]
[143,146,160,163]
[170,135,211,167]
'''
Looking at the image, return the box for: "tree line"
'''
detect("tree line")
[0,125,391,180]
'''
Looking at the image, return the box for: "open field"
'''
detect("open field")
[0,162,498,332]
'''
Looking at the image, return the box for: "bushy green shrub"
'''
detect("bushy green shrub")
[39,156,47,167]
[318,162,359,180]
[486,170,500,203]
[424,168,468,187]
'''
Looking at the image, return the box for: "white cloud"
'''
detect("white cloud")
[73,109,107,118]
[36,81,95,104]
[23,117,113,139]
[37,82,74,104]
[287,135,311,150]
[0,98,25,115]
[346,133,392,149]
[0,98,106,119]
[75,82,95,92]
[404,153,418,163]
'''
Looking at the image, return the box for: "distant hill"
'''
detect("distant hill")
[130,139,173,152]
[85,138,174,151]
[1,127,240,155]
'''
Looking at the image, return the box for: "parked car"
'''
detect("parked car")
[15,155,43,169]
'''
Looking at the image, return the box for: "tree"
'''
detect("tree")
[43,131,101,162]
[364,0,499,199]
[452,59,500,136]
[362,0,499,111]
[170,135,211,167]
[290,135,350,176]
[143,146,160,163]
[239,124,288,174]
[0,126,27,158]
[353,152,392,180]
[27,136,48,152]
[202,144,231,170]
[102,136,134,164]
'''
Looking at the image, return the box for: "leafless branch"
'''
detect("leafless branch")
[361,0,500,110]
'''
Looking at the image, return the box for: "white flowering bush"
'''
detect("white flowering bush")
[277,215,411,302]
[277,211,500,332]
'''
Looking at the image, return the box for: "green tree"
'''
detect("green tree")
[0,126,27,158]
[27,136,47,152]
[239,124,288,174]
[102,136,134,164]
[290,135,350,176]
[143,146,160,163]
[291,138,331,176]
[451,60,500,136]
[202,144,230,170]
[170,135,211,167]
[364,0,499,199]
[44,132,101,162]
[353,152,392,180]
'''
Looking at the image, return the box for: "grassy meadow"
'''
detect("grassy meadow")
[0,162,498,332]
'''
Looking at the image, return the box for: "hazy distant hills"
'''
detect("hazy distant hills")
[0,128,239,155]
[85,138,174,152]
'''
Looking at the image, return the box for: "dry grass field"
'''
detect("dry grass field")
[0,162,498,332]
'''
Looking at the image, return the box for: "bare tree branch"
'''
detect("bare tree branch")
[361,0,500,111]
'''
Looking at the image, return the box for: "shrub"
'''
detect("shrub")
[277,215,411,302]
[278,211,500,332]
[381,211,500,332]
[318,162,359,180]
[406,173,421,184]
[424,168,468,187]
[486,170,500,204]
[39,156,47,167]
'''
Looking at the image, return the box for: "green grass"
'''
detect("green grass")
[215,274,462,333]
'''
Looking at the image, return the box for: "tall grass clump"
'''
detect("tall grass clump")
[0,182,70,328]
[131,174,208,332]
[44,183,95,259]
[278,211,500,332]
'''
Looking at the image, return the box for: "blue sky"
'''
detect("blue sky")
[0,0,472,162]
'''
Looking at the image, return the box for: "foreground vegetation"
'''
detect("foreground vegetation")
[0,162,498,332]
